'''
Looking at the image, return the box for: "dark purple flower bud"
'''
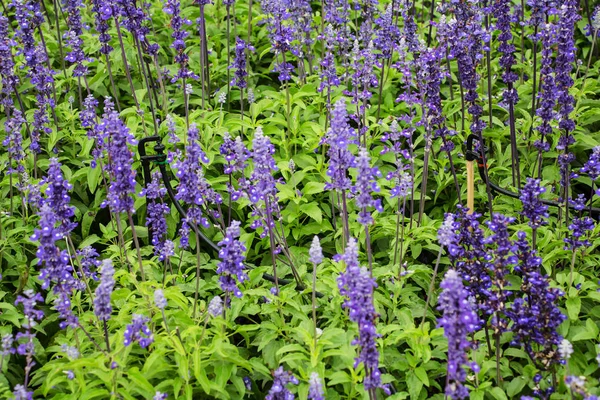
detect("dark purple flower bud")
[42,158,77,236]
[91,0,114,55]
[564,216,595,250]
[77,246,101,281]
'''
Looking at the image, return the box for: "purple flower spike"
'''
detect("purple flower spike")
[437,270,480,400]
[217,220,248,298]
[324,98,356,192]
[337,238,386,392]
[353,147,383,225]
[520,178,549,229]
[230,37,254,89]
[98,99,138,214]
[94,259,115,321]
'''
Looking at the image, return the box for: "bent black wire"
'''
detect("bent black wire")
[465,134,600,218]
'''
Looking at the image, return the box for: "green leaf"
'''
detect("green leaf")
[506,376,527,397]
[566,296,581,321]
[301,202,322,223]
[303,182,325,195]
[406,370,423,400]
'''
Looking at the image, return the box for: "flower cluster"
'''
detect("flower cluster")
[63,0,89,76]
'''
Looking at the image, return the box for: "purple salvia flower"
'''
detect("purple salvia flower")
[0,14,19,109]
[448,0,488,139]
[419,47,456,151]
[230,37,254,89]
[353,147,383,225]
[485,214,517,333]
[309,236,323,265]
[437,270,479,400]
[266,366,299,400]
[308,372,324,400]
[520,178,549,229]
[248,127,278,203]
[318,25,341,95]
[91,0,114,55]
[555,0,580,189]
[345,40,378,115]
[77,246,100,280]
[3,110,26,174]
[509,231,565,367]
[143,172,173,260]
[374,4,399,60]
[494,0,519,106]
[260,0,295,81]
[98,100,138,214]
[564,216,595,250]
[323,98,356,192]
[220,132,250,175]
[450,206,493,315]
[116,0,159,55]
[288,0,313,60]
[63,0,89,76]
[217,220,248,298]
[173,124,220,245]
[323,0,350,26]
[438,213,462,257]
[123,314,153,348]
[245,127,280,238]
[94,259,115,321]
[534,23,556,152]
[30,203,80,328]
[42,158,77,236]
[581,146,600,182]
[163,0,198,83]
[337,238,386,392]
[15,289,43,397]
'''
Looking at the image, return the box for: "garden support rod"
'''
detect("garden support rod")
[137,136,324,297]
